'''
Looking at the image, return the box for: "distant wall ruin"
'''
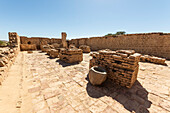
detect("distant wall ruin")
[8,32,20,51]
[8,32,170,59]
[20,36,62,49]
[70,33,170,59]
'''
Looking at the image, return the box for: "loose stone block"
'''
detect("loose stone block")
[59,48,83,63]
[140,55,166,65]
[0,60,5,67]
[27,51,33,54]
[49,49,59,58]
[79,45,91,53]
[41,45,50,52]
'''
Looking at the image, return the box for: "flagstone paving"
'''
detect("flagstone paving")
[21,51,170,113]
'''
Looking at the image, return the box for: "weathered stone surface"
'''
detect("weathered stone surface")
[41,45,50,52]
[69,44,77,49]
[89,66,107,85]
[20,44,37,51]
[15,51,170,113]
[70,33,170,59]
[2,57,8,64]
[90,49,141,88]
[140,55,167,65]
[79,45,91,53]
[49,49,59,58]
[59,48,83,63]
[0,60,5,67]
[27,51,33,54]
[61,32,68,48]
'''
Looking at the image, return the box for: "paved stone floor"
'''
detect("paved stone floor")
[23,51,170,113]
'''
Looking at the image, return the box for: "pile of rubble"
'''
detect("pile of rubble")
[69,44,77,49]
[140,55,166,65]
[59,48,83,63]
[90,50,141,88]
[41,45,51,52]
[0,47,18,85]
[79,45,91,53]
[41,44,61,57]
[48,49,59,58]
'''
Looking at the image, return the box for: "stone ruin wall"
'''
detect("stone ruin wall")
[20,36,62,50]
[0,32,21,85]
[8,32,21,51]
[70,33,170,59]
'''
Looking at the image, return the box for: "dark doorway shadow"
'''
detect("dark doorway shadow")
[56,59,79,67]
[85,74,152,113]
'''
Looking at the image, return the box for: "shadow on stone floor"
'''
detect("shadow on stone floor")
[85,74,152,113]
[38,51,45,53]
[47,56,56,59]
[56,59,79,67]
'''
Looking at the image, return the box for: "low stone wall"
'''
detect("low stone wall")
[0,47,19,85]
[90,50,141,88]
[70,33,170,59]
[140,55,166,65]
[59,48,83,63]
[20,36,62,49]
[20,44,37,51]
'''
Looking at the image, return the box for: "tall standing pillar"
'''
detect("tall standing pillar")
[8,32,20,51]
[61,32,68,48]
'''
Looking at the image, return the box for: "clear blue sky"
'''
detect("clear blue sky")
[0,0,170,40]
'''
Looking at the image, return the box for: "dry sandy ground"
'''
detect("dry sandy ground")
[0,51,169,113]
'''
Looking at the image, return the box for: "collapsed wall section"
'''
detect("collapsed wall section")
[20,36,62,50]
[70,33,170,59]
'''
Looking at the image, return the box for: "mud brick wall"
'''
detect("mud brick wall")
[20,44,37,51]
[8,32,20,50]
[70,33,170,59]
[20,36,62,49]
[90,50,141,88]
[140,55,166,65]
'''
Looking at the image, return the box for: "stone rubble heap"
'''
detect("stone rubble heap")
[41,45,51,52]
[140,55,166,65]
[90,49,141,88]
[0,47,18,85]
[69,44,77,49]
[79,45,91,53]
[59,48,83,63]
[49,49,59,58]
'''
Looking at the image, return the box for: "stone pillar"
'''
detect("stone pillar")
[8,32,20,51]
[61,32,68,48]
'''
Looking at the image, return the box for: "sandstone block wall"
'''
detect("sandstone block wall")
[59,48,83,63]
[90,50,141,88]
[70,33,170,59]
[20,44,37,51]
[8,32,20,51]
[20,36,62,49]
